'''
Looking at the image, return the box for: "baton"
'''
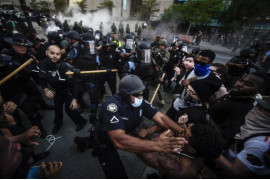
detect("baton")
[0,58,33,86]
[65,69,118,75]
[150,73,166,105]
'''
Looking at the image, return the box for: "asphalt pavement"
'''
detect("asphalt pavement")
[19,21,236,178]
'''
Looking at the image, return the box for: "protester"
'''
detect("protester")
[215,96,270,178]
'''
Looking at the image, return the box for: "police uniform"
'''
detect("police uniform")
[37,58,87,129]
[99,48,121,95]
[65,42,82,64]
[0,49,46,135]
[95,93,158,178]
[152,47,170,101]
[165,48,182,89]
[73,50,100,124]
[122,55,154,100]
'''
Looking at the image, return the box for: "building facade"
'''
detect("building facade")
[69,0,174,20]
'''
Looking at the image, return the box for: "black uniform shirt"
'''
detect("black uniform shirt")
[100,94,158,133]
[37,58,80,99]
[99,48,121,69]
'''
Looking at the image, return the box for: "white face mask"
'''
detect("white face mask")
[131,97,143,107]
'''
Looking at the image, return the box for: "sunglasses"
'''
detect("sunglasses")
[132,93,143,98]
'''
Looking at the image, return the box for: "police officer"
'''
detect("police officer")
[65,30,82,65]
[37,31,62,61]
[122,40,154,100]
[37,45,87,134]
[117,33,135,79]
[152,39,170,104]
[164,42,182,90]
[1,33,48,137]
[112,32,121,49]
[98,37,127,95]
[74,74,187,178]
[74,33,100,125]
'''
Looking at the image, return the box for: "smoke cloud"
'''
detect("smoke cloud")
[57,4,113,34]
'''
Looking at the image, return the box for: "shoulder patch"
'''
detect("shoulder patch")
[107,103,118,113]
[110,116,119,123]
[144,100,156,109]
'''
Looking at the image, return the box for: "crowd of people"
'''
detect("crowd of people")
[0,10,270,179]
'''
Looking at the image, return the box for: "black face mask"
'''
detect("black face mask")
[199,62,207,66]
[183,92,200,107]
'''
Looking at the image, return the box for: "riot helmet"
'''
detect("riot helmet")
[47,31,62,45]
[159,39,167,47]
[173,36,180,43]
[60,39,70,49]
[178,42,188,54]
[124,33,134,50]
[99,37,114,47]
[119,75,145,97]
[136,41,151,63]
[81,33,96,54]
[66,30,80,40]
[95,30,102,41]
[106,32,113,41]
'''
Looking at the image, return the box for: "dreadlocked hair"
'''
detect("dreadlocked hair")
[190,124,223,160]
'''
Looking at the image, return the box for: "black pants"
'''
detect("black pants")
[54,92,86,127]
[101,72,116,95]
[14,93,45,131]
[98,145,128,179]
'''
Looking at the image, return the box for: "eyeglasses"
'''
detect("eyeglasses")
[185,87,197,95]
[132,93,143,98]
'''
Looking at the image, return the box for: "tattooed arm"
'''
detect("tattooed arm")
[138,151,199,178]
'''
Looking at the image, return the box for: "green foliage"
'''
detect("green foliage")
[220,0,270,30]
[97,0,115,15]
[77,0,87,13]
[138,0,160,21]
[29,0,52,13]
[54,0,68,13]
[29,0,39,10]
[162,0,224,34]
[39,1,52,12]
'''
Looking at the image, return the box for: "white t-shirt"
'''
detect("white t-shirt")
[237,136,270,176]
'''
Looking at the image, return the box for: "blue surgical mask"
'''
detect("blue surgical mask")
[194,64,211,76]
[131,97,143,107]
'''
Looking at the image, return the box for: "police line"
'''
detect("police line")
[0,58,118,86]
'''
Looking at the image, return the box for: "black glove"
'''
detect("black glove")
[73,68,81,77]
[106,68,111,73]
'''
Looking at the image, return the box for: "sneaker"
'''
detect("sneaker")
[76,121,87,131]
[160,100,165,105]
[52,125,61,134]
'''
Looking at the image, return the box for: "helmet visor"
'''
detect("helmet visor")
[173,37,179,43]
[95,33,100,40]
[144,49,151,64]
[126,39,133,50]
[86,41,96,54]
[182,46,188,53]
